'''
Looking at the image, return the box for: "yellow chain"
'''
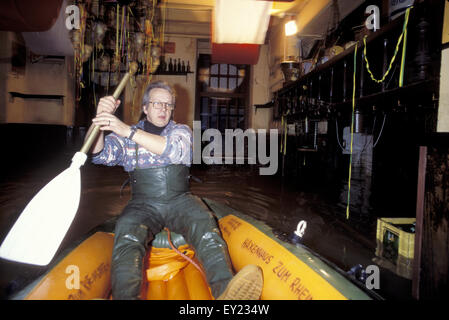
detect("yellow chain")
[363,7,412,84]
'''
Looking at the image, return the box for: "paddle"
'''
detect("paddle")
[0,63,137,266]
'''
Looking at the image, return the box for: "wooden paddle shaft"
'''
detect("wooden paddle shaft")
[80,72,131,154]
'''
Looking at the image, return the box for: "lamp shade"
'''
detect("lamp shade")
[213,0,272,44]
[211,43,260,65]
[211,0,271,65]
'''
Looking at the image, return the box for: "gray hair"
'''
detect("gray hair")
[142,81,176,108]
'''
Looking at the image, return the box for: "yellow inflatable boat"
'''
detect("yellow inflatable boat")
[11,198,376,300]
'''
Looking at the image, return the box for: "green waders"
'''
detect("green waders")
[111,164,234,299]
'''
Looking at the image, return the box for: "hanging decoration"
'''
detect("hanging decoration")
[362,6,412,87]
[67,0,165,111]
[69,2,88,101]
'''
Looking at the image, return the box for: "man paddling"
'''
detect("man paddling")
[87,80,263,300]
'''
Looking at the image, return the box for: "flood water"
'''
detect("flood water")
[0,135,413,300]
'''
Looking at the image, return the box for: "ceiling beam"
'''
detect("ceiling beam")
[159,0,214,11]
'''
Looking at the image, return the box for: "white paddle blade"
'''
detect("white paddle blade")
[0,152,87,266]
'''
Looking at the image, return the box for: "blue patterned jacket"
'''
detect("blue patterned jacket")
[92,120,192,171]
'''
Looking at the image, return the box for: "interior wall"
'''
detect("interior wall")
[249,44,272,130]
[0,32,75,126]
[268,17,286,96]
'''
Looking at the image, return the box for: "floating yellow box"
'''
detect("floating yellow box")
[375,218,415,279]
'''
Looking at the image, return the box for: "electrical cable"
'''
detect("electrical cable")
[373,114,387,147]
[335,119,345,152]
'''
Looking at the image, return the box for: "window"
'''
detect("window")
[196,54,250,133]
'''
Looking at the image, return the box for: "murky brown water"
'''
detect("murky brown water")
[0,144,411,300]
[190,165,377,270]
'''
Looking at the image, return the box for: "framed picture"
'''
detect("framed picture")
[163,42,176,54]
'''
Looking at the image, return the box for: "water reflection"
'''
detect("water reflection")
[189,164,377,272]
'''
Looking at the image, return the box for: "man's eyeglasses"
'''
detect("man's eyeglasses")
[149,101,175,111]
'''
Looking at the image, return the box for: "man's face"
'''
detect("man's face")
[143,88,173,127]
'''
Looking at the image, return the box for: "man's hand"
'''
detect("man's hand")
[96,96,120,115]
[92,96,131,138]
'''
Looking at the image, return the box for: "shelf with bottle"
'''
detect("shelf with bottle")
[153,56,193,76]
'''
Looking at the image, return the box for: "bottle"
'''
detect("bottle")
[168,58,173,72]
[177,58,181,73]
[159,56,166,73]
[186,61,190,72]
[181,61,186,72]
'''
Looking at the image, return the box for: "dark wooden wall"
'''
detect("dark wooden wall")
[414,134,449,299]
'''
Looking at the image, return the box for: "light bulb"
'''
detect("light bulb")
[285,20,297,36]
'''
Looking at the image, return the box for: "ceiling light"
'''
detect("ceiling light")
[284,18,298,36]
